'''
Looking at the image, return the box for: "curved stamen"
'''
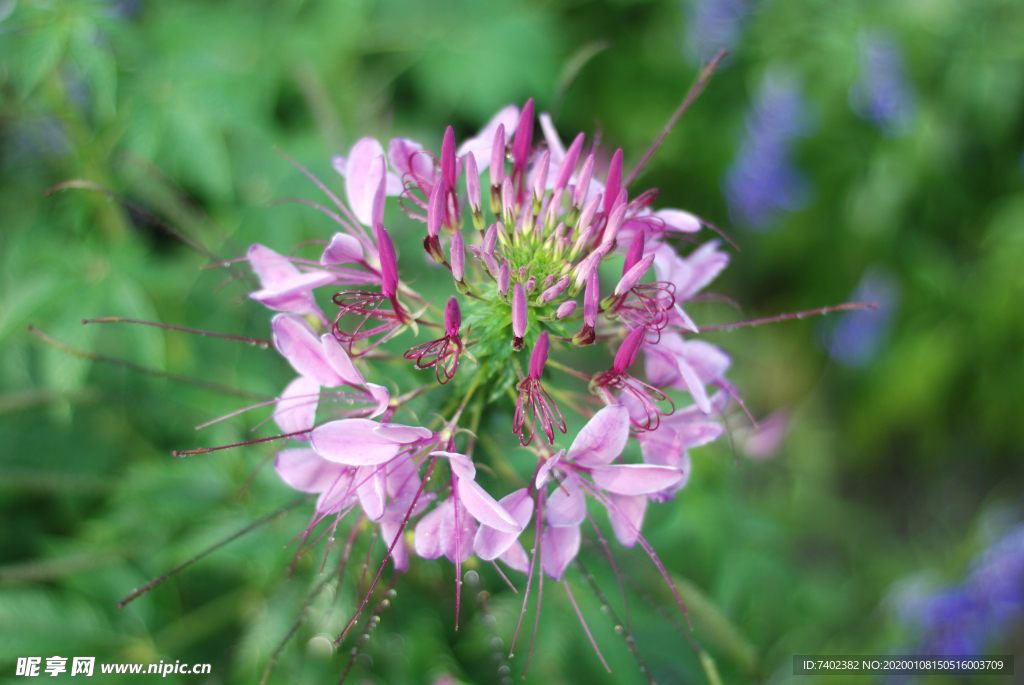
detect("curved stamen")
[331,291,410,355]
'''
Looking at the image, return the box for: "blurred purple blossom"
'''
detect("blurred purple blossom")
[683,0,752,64]
[822,266,900,367]
[724,72,811,230]
[849,32,916,135]
[898,523,1024,655]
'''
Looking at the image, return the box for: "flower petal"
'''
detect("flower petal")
[380,520,409,571]
[356,465,388,521]
[320,333,366,386]
[272,314,344,387]
[541,524,581,580]
[344,138,388,226]
[545,474,586,527]
[413,501,446,560]
[498,540,531,573]
[274,448,347,494]
[311,418,408,465]
[456,105,520,176]
[474,489,534,561]
[248,244,299,288]
[273,376,320,436]
[365,383,390,419]
[456,475,521,533]
[588,464,684,496]
[567,405,631,466]
[321,233,364,265]
[654,209,702,233]
[605,493,647,547]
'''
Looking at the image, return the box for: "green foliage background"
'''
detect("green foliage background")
[1,0,1022,683]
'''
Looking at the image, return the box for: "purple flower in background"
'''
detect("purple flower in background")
[897,523,1024,655]
[850,32,916,136]
[683,0,752,64]
[724,71,811,230]
[822,266,899,367]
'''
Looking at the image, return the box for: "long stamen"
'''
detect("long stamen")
[29,325,270,401]
[117,495,310,609]
[172,429,312,456]
[83,317,272,346]
[697,301,877,332]
[509,491,543,659]
[624,50,727,186]
[562,576,612,673]
[336,453,439,645]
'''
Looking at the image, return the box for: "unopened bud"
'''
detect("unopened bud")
[555,300,577,319]
[574,153,595,209]
[498,258,511,298]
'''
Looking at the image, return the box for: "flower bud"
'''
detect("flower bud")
[498,258,511,298]
[528,331,550,380]
[512,98,534,172]
[376,224,399,299]
[525,275,537,294]
[553,132,584,193]
[533,149,550,204]
[538,275,570,304]
[574,153,595,208]
[444,296,462,338]
[555,300,577,319]
[490,123,506,214]
[450,231,465,282]
[465,152,483,230]
[604,148,623,214]
[511,282,528,350]
[612,325,646,375]
[613,253,655,296]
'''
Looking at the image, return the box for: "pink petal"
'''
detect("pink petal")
[272,315,344,387]
[535,450,563,488]
[605,493,647,547]
[413,501,446,560]
[541,524,581,580]
[316,479,359,514]
[374,423,433,443]
[438,497,478,564]
[431,450,476,479]
[456,475,521,533]
[311,418,411,465]
[273,376,320,436]
[365,383,390,419]
[498,540,531,573]
[740,408,789,460]
[538,113,566,169]
[677,241,730,300]
[456,105,520,176]
[474,489,534,561]
[385,453,419,501]
[344,138,388,226]
[388,137,433,185]
[567,405,630,467]
[248,244,299,288]
[380,520,409,571]
[545,474,586,527]
[654,209,702,233]
[588,464,684,495]
[683,340,731,382]
[356,464,387,521]
[676,356,711,414]
[274,448,347,494]
[321,233,364,265]
[320,334,366,386]
[382,491,435,522]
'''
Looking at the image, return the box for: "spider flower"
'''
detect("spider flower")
[181,97,811,677]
